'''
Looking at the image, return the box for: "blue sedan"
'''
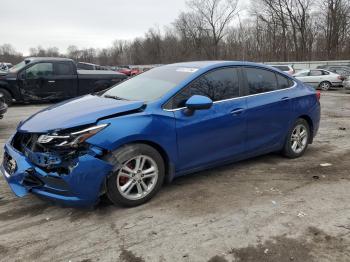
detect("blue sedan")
[1,61,321,207]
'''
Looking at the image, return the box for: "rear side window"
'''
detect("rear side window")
[55,63,74,75]
[276,74,294,89]
[245,68,278,94]
[169,68,240,108]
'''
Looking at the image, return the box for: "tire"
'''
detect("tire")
[282,119,310,159]
[319,81,331,91]
[105,144,165,207]
[0,88,12,106]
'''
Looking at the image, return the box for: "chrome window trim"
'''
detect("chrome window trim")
[163,81,297,112]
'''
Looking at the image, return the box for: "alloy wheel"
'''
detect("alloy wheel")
[320,82,330,91]
[290,124,308,154]
[116,155,159,200]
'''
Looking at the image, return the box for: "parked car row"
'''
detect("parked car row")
[271,64,350,91]
[293,69,344,91]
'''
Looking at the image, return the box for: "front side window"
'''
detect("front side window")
[245,68,278,95]
[169,68,240,109]
[26,63,53,79]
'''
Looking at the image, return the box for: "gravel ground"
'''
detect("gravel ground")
[0,91,349,262]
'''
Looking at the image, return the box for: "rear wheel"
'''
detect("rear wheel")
[319,81,331,91]
[0,88,12,106]
[282,119,310,158]
[106,144,165,207]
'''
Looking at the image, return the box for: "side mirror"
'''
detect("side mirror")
[184,95,213,115]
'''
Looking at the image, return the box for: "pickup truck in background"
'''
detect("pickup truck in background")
[0,93,7,119]
[0,57,127,105]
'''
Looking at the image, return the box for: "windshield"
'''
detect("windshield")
[102,66,198,101]
[9,61,26,73]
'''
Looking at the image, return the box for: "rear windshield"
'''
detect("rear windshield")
[102,66,197,101]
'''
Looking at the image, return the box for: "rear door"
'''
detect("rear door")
[243,67,295,155]
[169,67,247,172]
[53,62,78,99]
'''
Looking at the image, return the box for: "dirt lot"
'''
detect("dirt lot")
[0,91,349,262]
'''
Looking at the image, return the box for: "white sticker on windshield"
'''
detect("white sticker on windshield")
[176,68,198,73]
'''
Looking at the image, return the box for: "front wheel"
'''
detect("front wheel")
[282,119,310,158]
[106,144,165,207]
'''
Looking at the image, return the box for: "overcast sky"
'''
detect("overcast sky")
[1,0,189,55]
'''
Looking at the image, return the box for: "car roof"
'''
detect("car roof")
[77,62,98,66]
[25,57,74,63]
[165,61,276,71]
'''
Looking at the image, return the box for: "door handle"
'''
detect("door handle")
[281,97,289,101]
[231,108,245,115]
[48,80,56,83]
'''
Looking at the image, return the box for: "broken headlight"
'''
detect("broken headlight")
[37,124,108,148]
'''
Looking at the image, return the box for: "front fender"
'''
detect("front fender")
[86,112,178,166]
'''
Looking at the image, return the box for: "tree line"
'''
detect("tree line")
[1,0,350,66]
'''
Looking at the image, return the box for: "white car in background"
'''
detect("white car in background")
[342,79,350,90]
[0,63,13,71]
[270,65,295,75]
[293,69,344,91]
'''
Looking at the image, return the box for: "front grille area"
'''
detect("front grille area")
[22,173,44,187]
[11,132,85,174]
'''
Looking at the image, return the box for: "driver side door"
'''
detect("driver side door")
[21,62,55,100]
[167,67,247,173]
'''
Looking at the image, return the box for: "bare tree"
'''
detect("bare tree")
[187,0,239,58]
[0,44,23,63]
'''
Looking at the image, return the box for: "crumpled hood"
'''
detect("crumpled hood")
[18,95,145,133]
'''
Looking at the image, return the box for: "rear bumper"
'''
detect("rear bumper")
[1,139,113,207]
[331,81,343,87]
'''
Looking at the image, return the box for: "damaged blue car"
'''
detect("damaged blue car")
[1,61,321,207]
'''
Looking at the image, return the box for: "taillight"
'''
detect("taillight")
[316,90,321,101]
[338,75,345,81]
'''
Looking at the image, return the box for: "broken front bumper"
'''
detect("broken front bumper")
[1,138,113,207]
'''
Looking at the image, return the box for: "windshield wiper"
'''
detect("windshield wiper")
[104,95,128,101]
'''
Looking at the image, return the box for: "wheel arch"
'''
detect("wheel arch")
[108,140,175,184]
[298,115,314,143]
